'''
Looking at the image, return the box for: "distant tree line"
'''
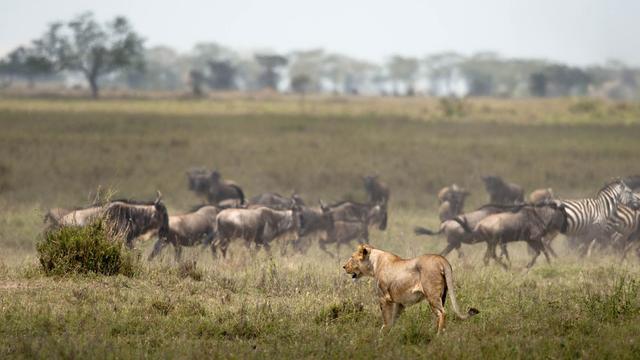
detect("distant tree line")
[1,12,639,100]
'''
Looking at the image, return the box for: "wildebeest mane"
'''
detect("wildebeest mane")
[103,201,169,243]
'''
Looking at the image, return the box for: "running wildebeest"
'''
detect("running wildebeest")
[529,188,554,204]
[247,192,305,210]
[363,175,390,207]
[55,192,170,248]
[213,206,301,258]
[474,203,566,269]
[43,207,73,229]
[482,175,524,205]
[296,200,387,257]
[414,204,516,258]
[437,184,469,222]
[186,168,245,206]
[101,193,170,248]
[319,200,388,230]
[148,205,219,261]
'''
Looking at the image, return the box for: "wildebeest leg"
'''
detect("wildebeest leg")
[490,242,509,270]
[219,238,230,258]
[499,242,511,266]
[538,239,552,265]
[543,234,559,258]
[174,245,183,262]
[440,242,457,257]
[482,243,492,266]
[526,241,543,269]
[319,240,335,258]
[148,239,169,261]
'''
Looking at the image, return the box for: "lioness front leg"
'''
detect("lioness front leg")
[379,299,395,332]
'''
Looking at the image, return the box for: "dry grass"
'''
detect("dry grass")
[1,96,640,358]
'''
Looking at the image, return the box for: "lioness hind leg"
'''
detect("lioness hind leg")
[424,279,447,334]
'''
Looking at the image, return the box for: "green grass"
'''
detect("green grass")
[1,96,640,358]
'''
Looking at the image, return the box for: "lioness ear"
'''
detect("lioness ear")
[359,244,370,259]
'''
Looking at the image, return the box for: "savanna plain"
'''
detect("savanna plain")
[1,96,640,358]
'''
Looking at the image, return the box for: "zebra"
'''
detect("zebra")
[558,179,640,256]
[598,194,640,259]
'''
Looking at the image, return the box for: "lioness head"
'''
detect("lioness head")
[343,244,374,280]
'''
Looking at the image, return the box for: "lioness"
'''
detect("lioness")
[343,244,478,333]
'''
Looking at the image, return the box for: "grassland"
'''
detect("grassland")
[1,96,640,358]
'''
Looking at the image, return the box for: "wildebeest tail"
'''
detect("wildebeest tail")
[414,226,442,236]
[443,262,479,320]
[230,184,245,205]
[451,216,473,233]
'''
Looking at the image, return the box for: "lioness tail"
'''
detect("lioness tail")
[443,262,479,320]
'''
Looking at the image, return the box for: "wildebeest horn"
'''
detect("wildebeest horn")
[155,190,162,204]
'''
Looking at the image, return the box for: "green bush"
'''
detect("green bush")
[36,221,138,276]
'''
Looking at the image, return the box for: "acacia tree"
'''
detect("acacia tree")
[35,12,144,98]
[387,55,419,96]
[0,46,54,87]
[255,54,288,90]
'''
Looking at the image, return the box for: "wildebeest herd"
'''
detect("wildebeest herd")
[41,170,640,333]
[44,170,640,269]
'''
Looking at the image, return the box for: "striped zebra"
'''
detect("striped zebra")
[603,199,640,259]
[558,179,640,255]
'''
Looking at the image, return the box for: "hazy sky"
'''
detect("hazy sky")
[1,0,639,66]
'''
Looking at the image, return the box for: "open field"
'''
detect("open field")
[1,96,640,358]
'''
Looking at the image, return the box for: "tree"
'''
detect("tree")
[189,69,206,97]
[387,55,419,96]
[288,49,324,92]
[0,46,55,87]
[207,60,237,90]
[529,72,547,97]
[423,52,464,96]
[255,54,288,90]
[290,74,312,94]
[34,12,144,98]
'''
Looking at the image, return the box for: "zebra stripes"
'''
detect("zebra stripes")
[559,180,639,238]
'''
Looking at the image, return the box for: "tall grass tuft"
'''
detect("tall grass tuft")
[36,220,138,276]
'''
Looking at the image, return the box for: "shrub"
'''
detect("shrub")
[36,220,138,276]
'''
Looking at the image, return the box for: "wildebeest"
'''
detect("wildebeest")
[43,207,73,229]
[529,188,554,204]
[213,206,301,258]
[186,168,245,206]
[320,200,388,230]
[55,192,170,248]
[57,204,105,228]
[247,192,305,210]
[363,175,390,207]
[101,194,170,248]
[437,184,469,222]
[474,203,566,269]
[414,204,515,257]
[297,200,387,257]
[148,205,219,261]
[482,175,524,205]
